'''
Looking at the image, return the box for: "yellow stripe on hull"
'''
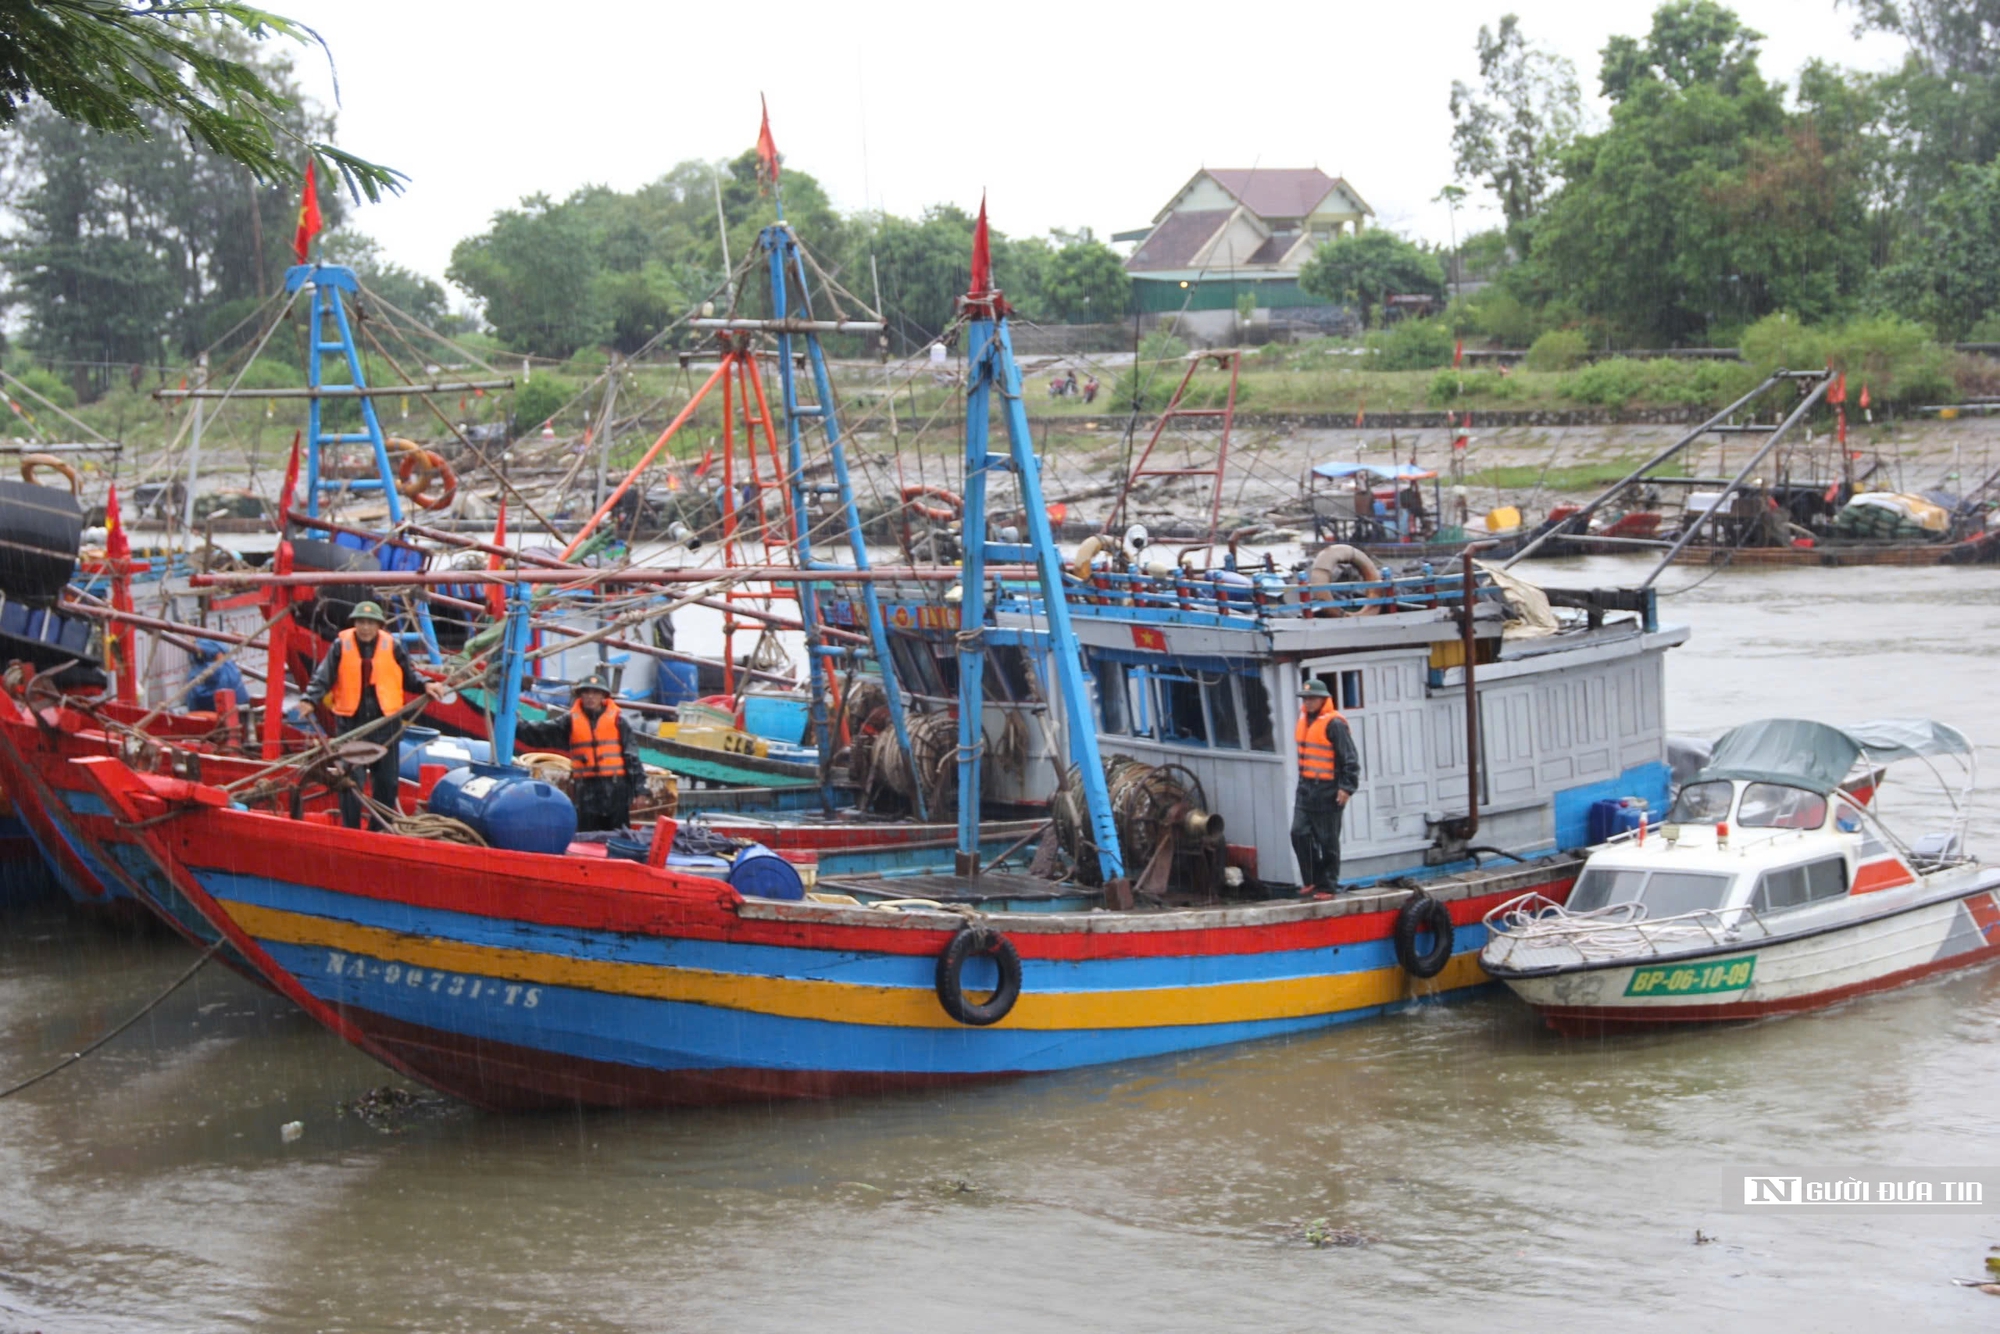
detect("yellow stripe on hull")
[225,901,1493,1032]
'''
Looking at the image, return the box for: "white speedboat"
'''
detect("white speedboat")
[1481,718,2000,1035]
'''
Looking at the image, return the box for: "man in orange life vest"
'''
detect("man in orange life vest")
[515,674,646,832]
[299,601,444,829]
[1292,678,1361,893]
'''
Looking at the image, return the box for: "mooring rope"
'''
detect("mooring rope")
[0,941,224,1100]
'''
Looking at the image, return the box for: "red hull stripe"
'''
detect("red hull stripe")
[1536,936,2000,1036]
[162,808,1562,962]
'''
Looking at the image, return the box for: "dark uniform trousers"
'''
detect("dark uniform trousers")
[1291,778,1345,892]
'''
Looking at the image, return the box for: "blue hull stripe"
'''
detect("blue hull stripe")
[203,870,1492,990]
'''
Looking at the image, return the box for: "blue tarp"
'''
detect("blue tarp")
[1311,461,1439,482]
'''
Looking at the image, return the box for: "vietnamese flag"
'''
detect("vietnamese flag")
[292,158,322,263]
[755,95,780,188]
[1131,625,1168,653]
[104,483,130,561]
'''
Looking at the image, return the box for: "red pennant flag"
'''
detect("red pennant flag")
[1354,401,1365,428]
[1453,338,1464,368]
[755,95,780,188]
[277,430,303,521]
[693,447,715,478]
[1859,384,1870,410]
[104,483,130,561]
[292,159,322,264]
[485,499,509,619]
[969,194,994,297]
[1829,372,1846,405]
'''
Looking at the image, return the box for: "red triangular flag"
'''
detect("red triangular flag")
[292,159,322,264]
[1859,384,1870,410]
[104,483,130,561]
[969,195,993,297]
[1829,372,1846,405]
[1453,338,1464,368]
[486,499,509,619]
[755,96,780,187]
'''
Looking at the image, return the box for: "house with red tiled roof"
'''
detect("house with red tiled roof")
[1119,167,1373,316]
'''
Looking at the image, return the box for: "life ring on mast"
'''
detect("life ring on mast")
[1393,891,1455,979]
[1305,543,1383,618]
[934,924,1023,1026]
[20,454,80,497]
[900,485,962,523]
[392,441,458,512]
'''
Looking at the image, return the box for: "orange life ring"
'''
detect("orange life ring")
[394,447,458,512]
[900,484,962,523]
[1303,543,1384,618]
[20,453,80,497]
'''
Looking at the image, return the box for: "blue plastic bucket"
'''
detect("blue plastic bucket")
[655,660,700,706]
[727,843,804,900]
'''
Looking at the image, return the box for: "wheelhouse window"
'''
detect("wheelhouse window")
[1202,673,1242,749]
[1243,674,1275,752]
[1638,872,1737,917]
[1568,867,1647,912]
[1566,867,1735,917]
[1670,780,1733,823]
[1752,857,1848,913]
[1097,661,1130,734]
[1737,783,1828,830]
[1156,673,1208,745]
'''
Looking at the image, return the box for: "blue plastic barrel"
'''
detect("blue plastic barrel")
[425,763,576,854]
[728,842,803,900]
[655,660,700,706]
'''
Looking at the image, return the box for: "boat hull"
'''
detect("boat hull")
[82,757,1580,1110]
[1493,880,2000,1036]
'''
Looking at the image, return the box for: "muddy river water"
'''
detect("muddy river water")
[3,557,1999,1332]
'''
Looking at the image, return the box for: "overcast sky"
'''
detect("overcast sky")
[284,0,1907,297]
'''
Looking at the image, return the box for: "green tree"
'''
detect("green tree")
[1298,230,1445,325]
[1876,157,2000,337]
[1039,236,1130,323]
[1449,15,1582,242]
[0,1,399,200]
[448,195,606,359]
[2,40,352,395]
[1528,1,1870,343]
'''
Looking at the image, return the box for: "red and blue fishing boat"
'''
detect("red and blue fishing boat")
[62,193,1690,1110]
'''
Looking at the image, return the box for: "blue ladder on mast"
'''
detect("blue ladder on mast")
[283,263,443,662]
[758,223,926,818]
[952,207,1126,892]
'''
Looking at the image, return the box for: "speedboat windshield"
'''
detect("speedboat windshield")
[1737,783,1827,829]
[1566,867,1736,916]
[1670,780,1733,823]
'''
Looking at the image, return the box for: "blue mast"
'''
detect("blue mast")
[284,262,443,663]
[757,224,926,819]
[954,204,1124,888]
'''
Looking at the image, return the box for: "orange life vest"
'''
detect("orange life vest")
[569,701,625,780]
[326,628,404,718]
[1295,703,1347,781]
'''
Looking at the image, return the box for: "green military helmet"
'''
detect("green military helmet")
[348,600,387,624]
[573,673,613,697]
[1301,678,1331,700]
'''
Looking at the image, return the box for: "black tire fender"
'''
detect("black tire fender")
[1393,891,1455,978]
[934,925,1023,1026]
